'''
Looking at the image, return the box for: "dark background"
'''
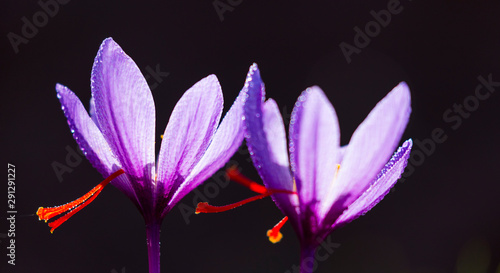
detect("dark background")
[1,0,500,272]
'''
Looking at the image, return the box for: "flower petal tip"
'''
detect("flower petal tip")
[55,83,65,90]
[55,83,70,95]
[393,81,412,104]
[245,63,263,86]
[100,37,118,51]
[55,84,72,102]
[249,63,259,73]
[403,138,413,148]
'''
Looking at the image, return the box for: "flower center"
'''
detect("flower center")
[36,169,125,233]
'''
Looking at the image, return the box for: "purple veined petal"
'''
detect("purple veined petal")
[321,82,411,218]
[261,99,301,224]
[157,75,223,201]
[289,87,341,227]
[241,64,302,234]
[90,38,156,186]
[166,84,245,212]
[56,84,140,206]
[332,139,413,228]
[89,96,99,127]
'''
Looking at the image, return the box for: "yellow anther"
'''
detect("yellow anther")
[266,216,288,244]
[267,229,283,243]
[332,164,341,184]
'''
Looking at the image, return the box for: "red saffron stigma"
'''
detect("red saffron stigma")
[196,189,294,214]
[196,167,296,214]
[226,166,267,194]
[36,169,125,233]
[267,216,288,243]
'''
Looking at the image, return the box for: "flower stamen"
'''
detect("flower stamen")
[267,216,288,243]
[333,164,340,182]
[36,169,125,233]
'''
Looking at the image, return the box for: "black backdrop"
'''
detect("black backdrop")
[1,1,500,273]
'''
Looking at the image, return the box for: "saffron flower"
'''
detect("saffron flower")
[197,64,412,273]
[37,38,245,273]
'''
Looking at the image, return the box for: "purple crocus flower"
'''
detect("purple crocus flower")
[37,38,245,273]
[230,64,411,273]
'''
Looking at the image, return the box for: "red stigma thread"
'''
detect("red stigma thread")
[267,216,288,243]
[195,167,296,214]
[226,166,267,194]
[36,169,125,233]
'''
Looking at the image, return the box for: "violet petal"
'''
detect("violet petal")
[157,75,223,199]
[56,84,139,204]
[166,82,245,211]
[90,38,156,185]
[242,64,301,232]
[321,82,411,218]
[333,139,413,228]
[289,87,341,224]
